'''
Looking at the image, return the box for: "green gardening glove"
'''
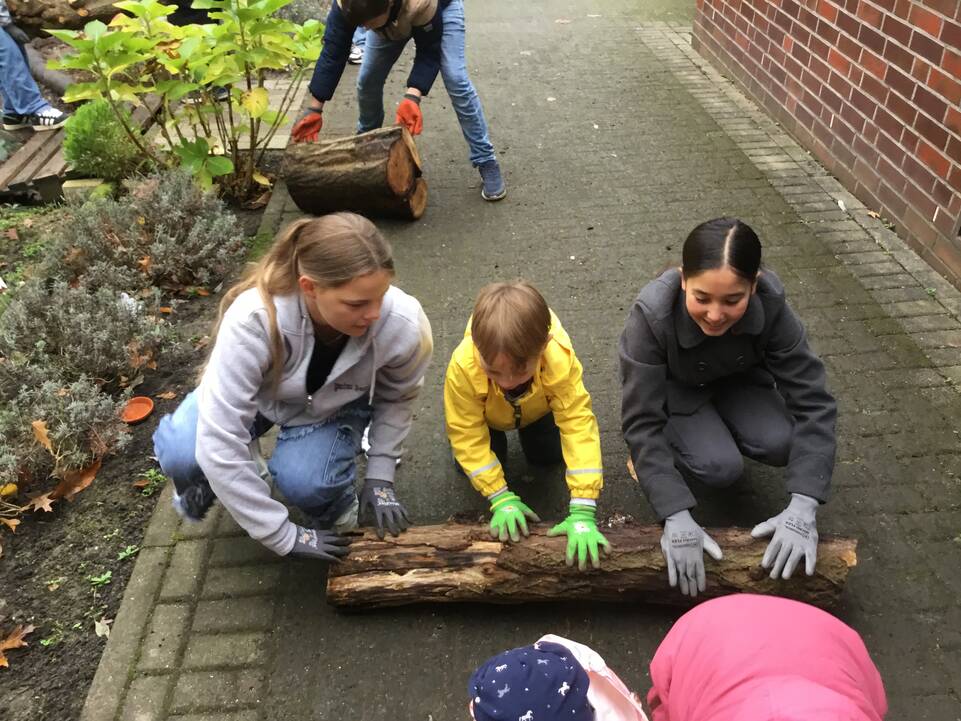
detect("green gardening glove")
[489,490,540,542]
[548,505,611,570]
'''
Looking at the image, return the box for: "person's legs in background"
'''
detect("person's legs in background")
[438,0,505,201]
[356,30,407,133]
[349,26,366,65]
[0,27,67,130]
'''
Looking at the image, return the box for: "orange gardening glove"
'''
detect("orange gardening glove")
[291,108,323,143]
[395,95,423,135]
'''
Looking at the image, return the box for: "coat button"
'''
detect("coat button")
[736,355,745,367]
[696,361,707,372]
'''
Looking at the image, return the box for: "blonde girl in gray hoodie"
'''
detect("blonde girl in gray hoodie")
[153,213,433,561]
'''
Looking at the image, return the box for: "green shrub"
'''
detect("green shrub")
[44,170,246,292]
[0,278,172,391]
[63,100,144,182]
[0,377,129,484]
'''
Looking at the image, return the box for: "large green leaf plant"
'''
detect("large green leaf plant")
[50,0,322,200]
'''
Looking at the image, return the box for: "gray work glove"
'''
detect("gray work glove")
[3,23,29,46]
[289,525,351,562]
[751,493,819,579]
[660,509,723,598]
[359,479,410,540]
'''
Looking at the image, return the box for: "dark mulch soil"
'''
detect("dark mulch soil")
[0,202,264,719]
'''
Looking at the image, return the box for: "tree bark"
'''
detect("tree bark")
[8,0,124,30]
[327,522,858,610]
[282,126,428,221]
[25,45,72,96]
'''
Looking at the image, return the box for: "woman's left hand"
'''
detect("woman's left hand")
[359,479,410,539]
[750,493,819,579]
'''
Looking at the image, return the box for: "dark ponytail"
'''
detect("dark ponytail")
[681,217,762,280]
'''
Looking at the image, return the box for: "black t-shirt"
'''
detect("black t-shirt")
[306,333,348,395]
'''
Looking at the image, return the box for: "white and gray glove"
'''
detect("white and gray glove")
[660,509,723,598]
[751,493,819,579]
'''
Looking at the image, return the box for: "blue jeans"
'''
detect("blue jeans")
[352,26,367,47]
[153,391,372,527]
[0,28,47,115]
[356,0,495,166]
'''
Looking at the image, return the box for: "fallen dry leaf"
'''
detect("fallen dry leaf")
[0,624,35,668]
[626,456,638,482]
[32,420,53,453]
[4,228,18,241]
[51,459,102,502]
[155,391,177,400]
[867,210,881,219]
[137,255,152,273]
[21,217,33,228]
[194,288,210,297]
[0,482,17,498]
[25,492,56,513]
[131,478,150,489]
[158,307,173,314]
[94,617,112,638]
[0,518,20,532]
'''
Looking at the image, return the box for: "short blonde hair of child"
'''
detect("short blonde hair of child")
[471,281,550,369]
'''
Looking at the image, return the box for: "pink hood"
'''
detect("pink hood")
[647,595,887,721]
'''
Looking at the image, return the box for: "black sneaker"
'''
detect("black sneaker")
[2,106,69,131]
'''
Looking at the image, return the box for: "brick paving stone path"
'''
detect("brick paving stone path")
[82,3,961,720]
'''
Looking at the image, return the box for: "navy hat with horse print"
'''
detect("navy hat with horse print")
[469,640,594,721]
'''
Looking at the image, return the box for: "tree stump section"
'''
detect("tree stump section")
[327,522,858,610]
[8,0,124,30]
[282,126,427,221]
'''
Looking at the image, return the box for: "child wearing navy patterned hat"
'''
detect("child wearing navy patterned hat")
[469,640,593,721]
[468,636,649,721]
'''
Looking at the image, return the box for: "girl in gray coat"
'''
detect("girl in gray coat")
[619,217,837,598]
[153,213,433,561]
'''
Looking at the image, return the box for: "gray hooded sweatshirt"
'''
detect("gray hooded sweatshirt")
[196,285,433,555]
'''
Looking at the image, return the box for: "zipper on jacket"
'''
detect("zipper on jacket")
[510,399,522,429]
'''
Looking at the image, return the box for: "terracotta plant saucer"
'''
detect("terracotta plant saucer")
[122,396,155,424]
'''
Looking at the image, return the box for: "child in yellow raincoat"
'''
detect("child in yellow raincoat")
[444,281,610,570]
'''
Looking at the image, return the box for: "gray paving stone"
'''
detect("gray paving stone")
[160,540,208,601]
[169,713,261,721]
[121,675,173,721]
[209,537,280,567]
[192,597,275,633]
[139,604,191,672]
[183,633,268,669]
[202,565,283,599]
[169,670,265,715]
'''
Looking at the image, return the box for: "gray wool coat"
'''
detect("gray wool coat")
[619,268,837,519]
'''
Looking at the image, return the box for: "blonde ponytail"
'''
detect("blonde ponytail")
[201,213,394,389]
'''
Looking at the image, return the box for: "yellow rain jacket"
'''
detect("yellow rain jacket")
[444,312,603,500]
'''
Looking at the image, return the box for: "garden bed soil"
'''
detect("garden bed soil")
[0,192,266,718]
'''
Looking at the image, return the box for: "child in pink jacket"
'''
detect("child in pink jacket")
[648,594,887,721]
[469,595,886,721]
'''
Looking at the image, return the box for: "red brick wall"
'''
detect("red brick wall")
[693,0,961,287]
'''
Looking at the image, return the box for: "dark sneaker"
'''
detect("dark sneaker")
[3,106,69,131]
[172,478,217,521]
[478,159,506,201]
[348,43,364,65]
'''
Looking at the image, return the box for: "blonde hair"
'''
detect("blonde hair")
[206,213,394,388]
[471,281,551,369]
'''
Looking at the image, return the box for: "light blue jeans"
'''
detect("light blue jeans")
[356,0,495,166]
[153,391,372,527]
[0,27,47,115]
[352,26,367,47]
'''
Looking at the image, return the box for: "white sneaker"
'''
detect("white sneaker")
[348,44,364,65]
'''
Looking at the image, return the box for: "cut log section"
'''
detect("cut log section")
[327,522,858,610]
[282,126,427,221]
